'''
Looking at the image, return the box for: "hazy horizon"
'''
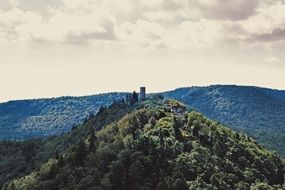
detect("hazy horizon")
[1,83,285,103]
[1,0,285,103]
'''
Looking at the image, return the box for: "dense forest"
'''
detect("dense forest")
[2,98,284,190]
[0,93,126,140]
[1,85,285,157]
[163,85,285,156]
[0,100,133,189]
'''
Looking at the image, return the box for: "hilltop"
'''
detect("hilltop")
[162,85,285,156]
[1,99,284,190]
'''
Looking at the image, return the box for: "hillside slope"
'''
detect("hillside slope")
[261,88,285,103]
[1,85,285,157]
[0,93,126,140]
[163,85,285,156]
[0,100,133,189]
[3,99,284,190]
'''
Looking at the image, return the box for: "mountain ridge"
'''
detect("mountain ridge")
[162,85,285,156]
[1,85,285,157]
[2,98,284,190]
[0,92,127,140]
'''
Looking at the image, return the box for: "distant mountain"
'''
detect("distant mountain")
[0,93,126,140]
[1,85,285,157]
[162,85,285,156]
[2,99,284,190]
[260,88,285,103]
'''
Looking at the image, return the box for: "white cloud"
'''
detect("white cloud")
[0,0,284,51]
[0,6,118,44]
[2,0,285,102]
[0,8,42,43]
[240,1,285,34]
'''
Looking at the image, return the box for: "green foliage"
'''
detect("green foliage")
[163,85,285,156]
[89,127,97,152]
[0,93,127,140]
[73,139,88,166]
[0,100,133,189]
[1,85,285,157]
[3,99,284,190]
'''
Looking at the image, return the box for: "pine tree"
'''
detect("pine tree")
[74,139,88,166]
[130,91,138,105]
[58,155,65,168]
[89,127,97,153]
[172,117,182,141]
[10,182,15,190]
[54,150,59,160]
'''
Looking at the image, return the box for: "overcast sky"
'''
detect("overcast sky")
[0,0,285,102]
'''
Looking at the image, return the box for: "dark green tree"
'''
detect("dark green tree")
[22,141,37,163]
[130,91,138,105]
[74,139,88,166]
[172,117,183,141]
[58,155,65,168]
[89,127,97,153]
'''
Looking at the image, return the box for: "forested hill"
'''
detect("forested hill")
[1,85,285,156]
[260,88,285,103]
[162,85,285,156]
[0,100,134,189]
[0,93,126,140]
[2,99,284,190]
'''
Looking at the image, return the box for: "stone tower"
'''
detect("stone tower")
[140,87,146,101]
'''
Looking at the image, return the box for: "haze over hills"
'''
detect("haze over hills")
[1,99,284,190]
[0,93,126,140]
[2,0,285,188]
[0,85,285,157]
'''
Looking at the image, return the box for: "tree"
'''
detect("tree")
[10,182,16,190]
[172,117,183,141]
[89,127,97,153]
[54,150,60,160]
[173,178,188,190]
[108,161,126,189]
[251,182,273,190]
[97,106,106,115]
[234,132,240,140]
[129,160,144,185]
[22,141,37,163]
[172,171,188,190]
[130,91,138,105]
[48,163,58,179]
[58,155,65,168]
[149,116,156,127]
[74,139,88,166]
[192,125,200,137]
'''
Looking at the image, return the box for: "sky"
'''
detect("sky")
[0,0,285,102]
